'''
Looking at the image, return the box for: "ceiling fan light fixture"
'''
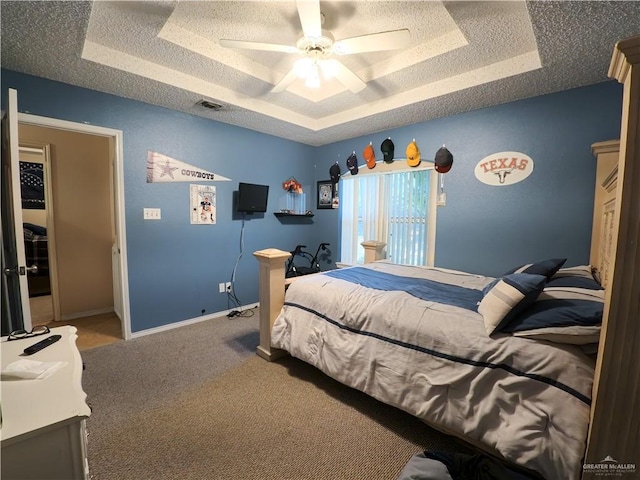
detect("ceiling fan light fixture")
[221,1,402,94]
[294,57,313,78]
[296,33,334,55]
[304,64,321,88]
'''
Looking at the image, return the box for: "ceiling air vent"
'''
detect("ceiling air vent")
[197,99,225,111]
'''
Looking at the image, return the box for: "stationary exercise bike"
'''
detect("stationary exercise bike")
[285,243,330,278]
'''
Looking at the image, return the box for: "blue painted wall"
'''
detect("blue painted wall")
[2,69,623,332]
[1,69,321,332]
[315,81,623,276]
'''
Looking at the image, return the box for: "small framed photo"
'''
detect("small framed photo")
[317,180,333,209]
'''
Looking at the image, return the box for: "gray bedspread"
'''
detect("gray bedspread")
[271,261,595,480]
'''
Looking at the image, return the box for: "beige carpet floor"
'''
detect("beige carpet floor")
[88,355,472,480]
[82,314,474,480]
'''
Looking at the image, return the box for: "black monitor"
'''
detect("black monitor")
[237,182,269,213]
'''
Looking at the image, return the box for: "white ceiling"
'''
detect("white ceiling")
[2,1,639,146]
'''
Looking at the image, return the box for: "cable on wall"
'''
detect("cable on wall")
[226,213,245,316]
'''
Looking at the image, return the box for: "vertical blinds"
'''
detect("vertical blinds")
[341,169,431,265]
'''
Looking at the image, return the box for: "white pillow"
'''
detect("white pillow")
[478,273,547,335]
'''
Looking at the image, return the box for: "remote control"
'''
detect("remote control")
[23,335,62,355]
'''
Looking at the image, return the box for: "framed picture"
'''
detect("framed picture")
[317,180,333,209]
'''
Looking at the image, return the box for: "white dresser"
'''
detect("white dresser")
[1,326,91,480]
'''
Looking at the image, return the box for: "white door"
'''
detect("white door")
[1,88,33,332]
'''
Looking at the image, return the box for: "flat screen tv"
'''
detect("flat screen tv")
[237,182,269,213]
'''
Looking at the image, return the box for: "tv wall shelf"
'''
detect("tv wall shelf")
[274,212,314,218]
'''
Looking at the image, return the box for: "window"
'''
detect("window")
[340,164,438,266]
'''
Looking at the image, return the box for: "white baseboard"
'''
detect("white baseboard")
[60,307,114,321]
[129,302,259,339]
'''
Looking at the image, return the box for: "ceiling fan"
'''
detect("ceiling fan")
[219,0,410,93]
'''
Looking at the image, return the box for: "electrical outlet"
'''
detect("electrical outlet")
[218,282,225,293]
[226,282,232,292]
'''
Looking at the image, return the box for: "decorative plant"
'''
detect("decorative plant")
[282,177,303,194]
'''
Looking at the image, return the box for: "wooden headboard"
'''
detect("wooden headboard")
[590,140,619,289]
[583,35,640,477]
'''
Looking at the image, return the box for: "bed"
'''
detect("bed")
[253,35,640,480]
[273,259,600,479]
[23,222,51,297]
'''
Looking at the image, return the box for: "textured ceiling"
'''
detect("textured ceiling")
[2,1,639,146]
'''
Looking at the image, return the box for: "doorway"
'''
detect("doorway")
[16,112,131,342]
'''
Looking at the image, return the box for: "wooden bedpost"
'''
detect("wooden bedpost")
[361,240,387,263]
[253,248,291,361]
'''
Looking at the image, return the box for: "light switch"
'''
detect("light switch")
[144,208,161,220]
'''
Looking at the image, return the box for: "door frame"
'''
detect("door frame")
[18,113,132,340]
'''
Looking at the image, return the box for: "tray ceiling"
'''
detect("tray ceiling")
[2,1,639,146]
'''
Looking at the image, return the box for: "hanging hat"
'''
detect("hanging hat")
[346,152,359,175]
[363,144,376,169]
[381,138,395,163]
[330,162,341,184]
[434,146,453,173]
[406,141,421,167]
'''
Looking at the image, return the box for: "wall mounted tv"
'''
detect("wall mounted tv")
[237,182,269,213]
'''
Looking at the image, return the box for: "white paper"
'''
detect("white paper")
[1,359,67,379]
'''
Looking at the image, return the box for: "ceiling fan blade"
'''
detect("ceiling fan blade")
[219,39,298,54]
[271,68,299,93]
[296,0,321,38]
[322,59,366,93]
[333,29,411,55]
